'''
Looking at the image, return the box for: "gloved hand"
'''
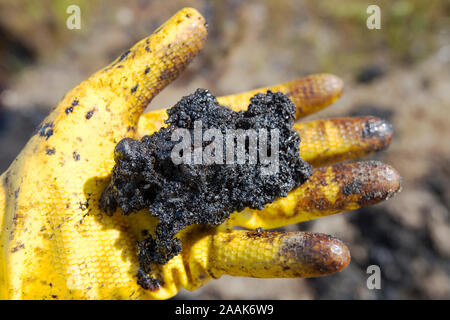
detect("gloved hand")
[0,8,401,299]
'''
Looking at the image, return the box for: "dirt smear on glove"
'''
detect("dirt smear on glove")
[100,89,312,289]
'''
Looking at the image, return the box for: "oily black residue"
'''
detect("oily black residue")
[118,50,131,62]
[100,89,312,286]
[137,269,162,291]
[85,110,95,119]
[45,147,55,155]
[39,122,54,140]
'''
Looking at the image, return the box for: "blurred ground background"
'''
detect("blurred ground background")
[0,0,449,299]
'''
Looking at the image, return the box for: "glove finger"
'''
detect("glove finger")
[297,116,393,168]
[187,230,350,280]
[231,161,401,229]
[49,7,206,144]
[135,73,343,136]
[217,74,343,119]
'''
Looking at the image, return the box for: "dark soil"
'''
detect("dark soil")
[100,89,313,286]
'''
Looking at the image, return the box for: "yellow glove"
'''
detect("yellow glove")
[0,8,401,299]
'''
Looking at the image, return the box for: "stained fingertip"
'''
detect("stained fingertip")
[279,232,350,276]
[232,161,402,230]
[206,231,350,279]
[332,160,402,206]
[288,74,344,118]
[360,117,393,150]
[297,116,393,167]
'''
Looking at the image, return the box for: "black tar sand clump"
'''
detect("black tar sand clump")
[101,89,312,287]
